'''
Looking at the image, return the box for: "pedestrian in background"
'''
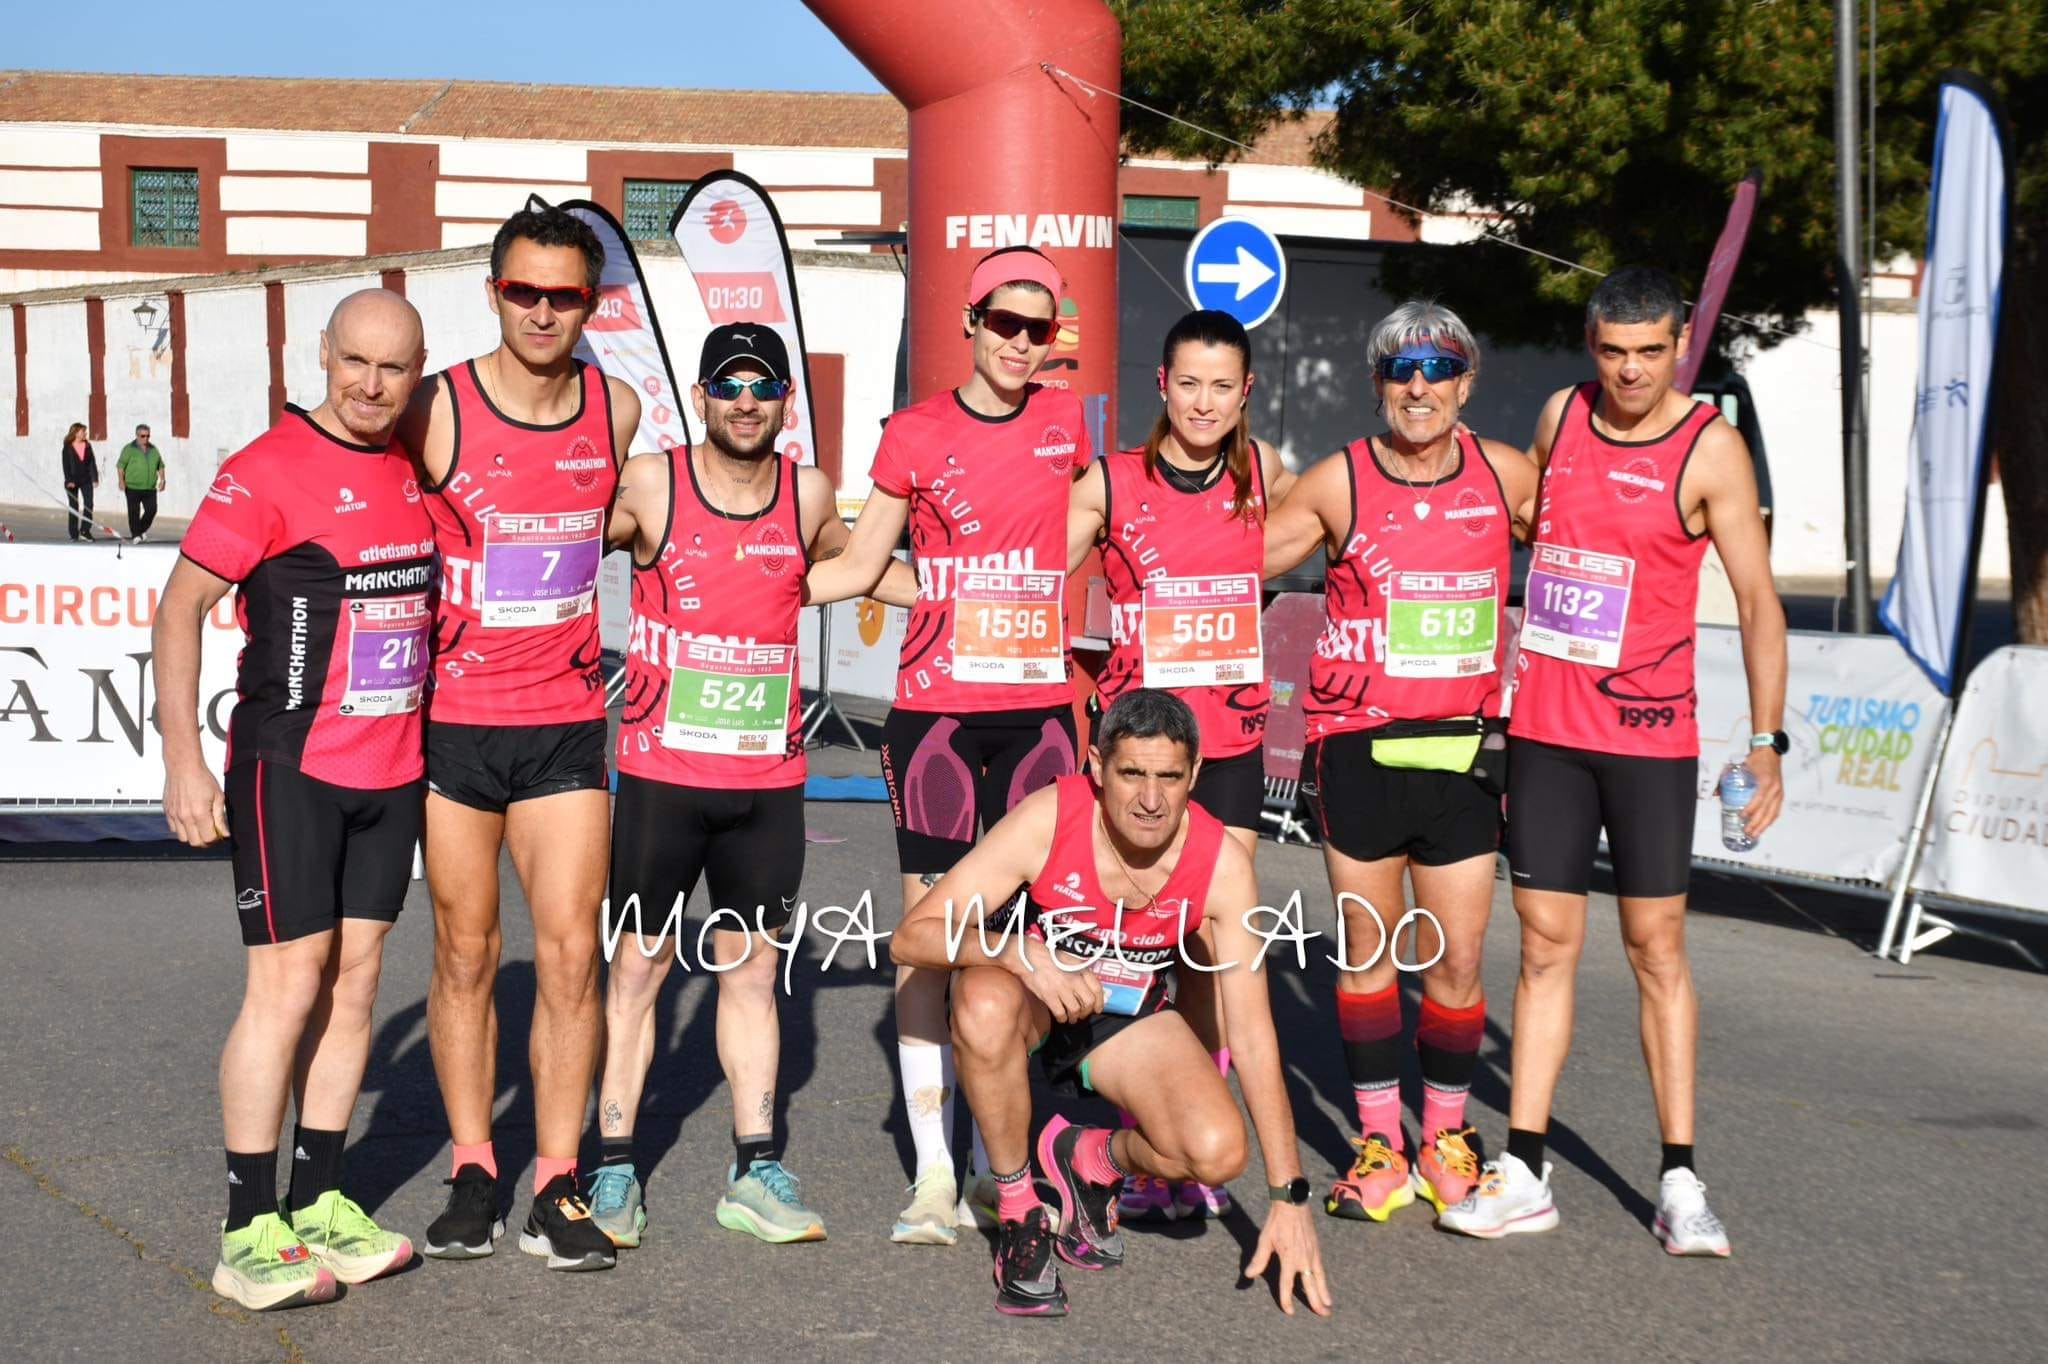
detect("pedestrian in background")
[61,421,98,541]
[118,423,166,541]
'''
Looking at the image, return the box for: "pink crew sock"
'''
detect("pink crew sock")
[1212,1048,1231,1076]
[451,1141,497,1180]
[994,1167,1042,1222]
[1355,1084,1403,1143]
[1074,1127,1124,1186]
[1118,1109,1139,1129]
[533,1155,578,1193]
[1421,1083,1469,1142]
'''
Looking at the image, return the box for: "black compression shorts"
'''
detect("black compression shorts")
[606,772,804,940]
[879,705,1077,876]
[1302,731,1502,866]
[425,718,609,814]
[1504,737,1697,898]
[1032,988,1175,1097]
[226,760,423,946]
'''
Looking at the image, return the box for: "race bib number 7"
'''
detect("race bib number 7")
[1141,574,1263,688]
[1520,544,1634,668]
[662,640,794,755]
[952,569,1065,684]
[480,509,604,627]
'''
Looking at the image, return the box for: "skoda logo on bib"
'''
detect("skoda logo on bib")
[1184,219,1288,330]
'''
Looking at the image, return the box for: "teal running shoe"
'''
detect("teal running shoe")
[589,1164,648,1248]
[715,1159,826,1244]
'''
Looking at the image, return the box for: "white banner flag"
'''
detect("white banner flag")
[1878,74,2008,694]
[1690,625,1946,884]
[559,198,694,456]
[0,544,236,802]
[671,171,820,467]
[1911,645,2048,917]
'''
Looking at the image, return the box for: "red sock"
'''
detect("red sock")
[1337,984,1404,1140]
[451,1141,497,1180]
[994,1167,1041,1222]
[1074,1127,1123,1186]
[534,1155,577,1194]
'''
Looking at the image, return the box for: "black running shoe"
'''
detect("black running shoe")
[421,1163,503,1260]
[1036,1115,1124,1270]
[519,1173,617,1271]
[993,1207,1068,1317]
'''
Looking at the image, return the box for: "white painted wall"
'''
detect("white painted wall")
[0,128,100,167]
[0,170,104,209]
[16,301,89,504]
[224,217,369,258]
[281,273,381,408]
[1227,164,1365,208]
[437,142,587,182]
[0,207,99,252]
[224,135,369,174]
[104,294,172,466]
[434,181,592,221]
[731,150,876,187]
[1221,203,1372,241]
[178,286,270,505]
[219,177,373,214]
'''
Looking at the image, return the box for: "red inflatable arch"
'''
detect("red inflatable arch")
[804,0,1122,454]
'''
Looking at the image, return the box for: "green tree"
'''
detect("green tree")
[1114,0,2048,638]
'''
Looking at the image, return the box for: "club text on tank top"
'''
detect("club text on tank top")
[1024,774,1227,1014]
[1307,428,1512,741]
[1510,382,1720,758]
[422,358,617,725]
[616,450,807,789]
[180,407,437,788]
[1097,446,1270,759]
[868,385,1085,713]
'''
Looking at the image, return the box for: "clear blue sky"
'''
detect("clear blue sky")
[6,0,885,92]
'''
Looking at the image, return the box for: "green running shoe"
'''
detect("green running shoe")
[588,1164,648,1248]
[213,1212,338,1311]
[288,1190,414,1284]
[715,1159,826,1244]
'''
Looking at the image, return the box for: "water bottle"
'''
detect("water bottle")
[1719,760,1758,853]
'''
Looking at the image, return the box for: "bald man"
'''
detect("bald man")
[155,289,434,1311]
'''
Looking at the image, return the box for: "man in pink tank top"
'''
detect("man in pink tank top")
[1440,266,1787,1257]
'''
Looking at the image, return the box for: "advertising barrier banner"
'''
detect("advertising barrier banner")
[1910,645,2048,915]
[0,544,236,803]
[1691,625,1946,884]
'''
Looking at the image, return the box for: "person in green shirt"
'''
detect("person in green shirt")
[117,424,166,541]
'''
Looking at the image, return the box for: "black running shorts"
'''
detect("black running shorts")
[225,760,423,946]
[1033,988,1175,1097]
[425,718,609,814]
[879,705,1077,876]
[1301,730,1502,866]
[606,772,804,940]
[1504,737,1697,898]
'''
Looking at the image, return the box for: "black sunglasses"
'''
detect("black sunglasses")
[702,376,792,402]
[1376,355,1470,383]
[975,307,1058,347]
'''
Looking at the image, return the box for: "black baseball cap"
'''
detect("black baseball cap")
[699,323,790,382]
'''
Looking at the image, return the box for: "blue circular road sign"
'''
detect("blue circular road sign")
[1183,217,1288,329]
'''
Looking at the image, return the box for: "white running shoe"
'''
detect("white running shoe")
[1435,1153,1559,1238]
[1653,1168,1730,1257]
[892,1166,959,1245]
[956,1172,1000,1230]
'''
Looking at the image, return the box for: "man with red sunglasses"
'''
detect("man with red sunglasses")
[401,204,641,1272]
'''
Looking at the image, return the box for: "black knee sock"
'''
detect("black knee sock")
[287,1126,347,1214]
[734,1132,778,1172]
[1660,1142,1696,1176]
[599,1137,635,1169]
[1506,1127,1546,1171]
[226,1149,277,1231]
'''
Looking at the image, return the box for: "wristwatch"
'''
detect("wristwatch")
[1749,730,1790,755]
[1268,1176,1311,1206]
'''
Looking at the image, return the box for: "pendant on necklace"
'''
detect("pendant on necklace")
[734,541,747,562]
[1414,501,1432,519]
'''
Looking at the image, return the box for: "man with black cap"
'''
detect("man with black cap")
[584,323,914,1249]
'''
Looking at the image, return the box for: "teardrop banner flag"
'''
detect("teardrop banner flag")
[1674,169,1761,396]
[554,196,695,454]
[670,171,820,467]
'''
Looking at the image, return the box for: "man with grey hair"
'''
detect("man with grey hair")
[1439,265,1786,1256]
[1263,299,1538,1226]
[155,288,433,1309]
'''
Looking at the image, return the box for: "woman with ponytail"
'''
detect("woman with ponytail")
[1065,308,1294,1223]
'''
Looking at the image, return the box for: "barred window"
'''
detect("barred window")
[624,179,693,241]
[132,168,200,248]
[1122,195,1200,230]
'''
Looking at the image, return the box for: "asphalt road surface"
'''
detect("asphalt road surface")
[4,733,2045,1363]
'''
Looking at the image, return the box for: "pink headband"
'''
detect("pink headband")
[968,251,1064,306]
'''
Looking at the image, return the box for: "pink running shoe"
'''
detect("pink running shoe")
[1413,1127,1484,1213]
[1323,1132,1415,1223]
[1172,1180,1233,1220]
[1118,1173,1177,1223]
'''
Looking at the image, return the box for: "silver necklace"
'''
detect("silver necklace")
[1378,436,1454,520]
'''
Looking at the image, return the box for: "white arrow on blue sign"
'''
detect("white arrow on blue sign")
[1183,217,1287,329]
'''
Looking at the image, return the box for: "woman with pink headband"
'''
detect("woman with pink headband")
[806,245,1088,1247]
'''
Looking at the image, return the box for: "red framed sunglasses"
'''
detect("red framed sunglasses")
[491,277,596,311]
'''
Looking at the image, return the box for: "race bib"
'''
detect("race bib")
[1088,951,1154,1017]
[1384,569,1497,678]
[1141,574,1263,688]
[480,509,604,627]
[952,568,1065,684]
[662,640,794,755]
[339,594,430,716]
[1520,544,1634,668]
